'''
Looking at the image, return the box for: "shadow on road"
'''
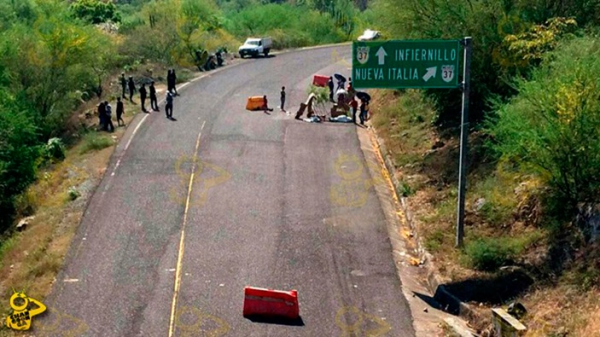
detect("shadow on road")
[244,315,305,326]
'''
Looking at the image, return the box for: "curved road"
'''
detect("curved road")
[41,45,415,337]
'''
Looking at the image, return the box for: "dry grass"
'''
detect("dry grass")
[522,286,600,336]
[0,76,167,335]
[370,88,598,336]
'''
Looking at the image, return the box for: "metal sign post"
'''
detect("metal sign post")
[352,37,472,248]
[455,37,472,248]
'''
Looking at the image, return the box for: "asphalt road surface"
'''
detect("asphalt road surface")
[41,45,416,337]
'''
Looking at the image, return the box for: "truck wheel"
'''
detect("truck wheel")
[263,49,269,57]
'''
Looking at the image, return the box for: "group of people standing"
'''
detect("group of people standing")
[98,69,180,130]
[97,98,124,132]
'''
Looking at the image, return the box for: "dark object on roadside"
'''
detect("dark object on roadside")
[195,49,209,71]
[507,302,527,320]
[216,50,224,67]
[356,91,371,103]
[205,53,217,70]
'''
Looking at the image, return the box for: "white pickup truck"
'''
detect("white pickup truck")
[238,37,272,58]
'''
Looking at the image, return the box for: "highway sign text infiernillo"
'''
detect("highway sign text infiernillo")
[352,40,461,89]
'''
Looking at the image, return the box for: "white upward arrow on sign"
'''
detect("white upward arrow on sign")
[376,46,387,65]
[423,66,437,82]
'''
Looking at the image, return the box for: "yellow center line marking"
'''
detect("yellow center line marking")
[168,122,204,337]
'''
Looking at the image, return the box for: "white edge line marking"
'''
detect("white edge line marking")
[111,113,150,176]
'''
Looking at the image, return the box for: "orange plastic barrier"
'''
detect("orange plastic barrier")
[312,75,329,87]
[246,96,265,111]
[243,286,299,319]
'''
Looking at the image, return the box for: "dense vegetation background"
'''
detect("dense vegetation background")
[369,0,600,309]
[0,0,371,232]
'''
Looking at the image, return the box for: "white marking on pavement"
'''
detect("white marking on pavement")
[111,113,150,176]
[63,279,79,283]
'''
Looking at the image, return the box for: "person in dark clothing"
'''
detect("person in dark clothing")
[116,97,125,126]
[350,98,358,124]
[105,100,115,132]
[97,101,106,131]
[149,81,158,111]
[167,69,178,96]
[165,91,174,119]
[359,100,369,125]
[280,86,286,112]
[262,95,273,113]
[139,83,148,112]
[120,73,127,99]
[327,77,334,102]
[167,70,173,93]
[128,76,136,102]
[171,69,178,96]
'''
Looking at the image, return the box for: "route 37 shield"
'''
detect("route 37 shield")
[356,46,369,65]
[441,65,455,83]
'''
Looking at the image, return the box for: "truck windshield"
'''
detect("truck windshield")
[246,41,260,46]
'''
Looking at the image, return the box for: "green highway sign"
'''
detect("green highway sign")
[352,39,461,89]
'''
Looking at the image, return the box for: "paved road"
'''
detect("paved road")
[41,45,415,337]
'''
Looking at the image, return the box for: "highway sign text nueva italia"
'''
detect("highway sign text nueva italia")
[352,39,461,89]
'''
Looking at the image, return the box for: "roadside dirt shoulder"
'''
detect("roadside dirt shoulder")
[355,126,474,336]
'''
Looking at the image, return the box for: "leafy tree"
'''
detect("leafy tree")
[488,36,600,210]
[0,82,40,230]
[70,0,122,24]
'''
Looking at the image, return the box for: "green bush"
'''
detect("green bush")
[79,133,113,154]
[374,0,588,129]
[70,0,121,24]
[488,36,600,210]
[464,237,518,271]
[224,3,349,49]
[44,138,66,162]
[0,86,40,230]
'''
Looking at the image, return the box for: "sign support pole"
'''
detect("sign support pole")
[456,36,472,248]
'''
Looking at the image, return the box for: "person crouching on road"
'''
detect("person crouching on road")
[262,95,274,113]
